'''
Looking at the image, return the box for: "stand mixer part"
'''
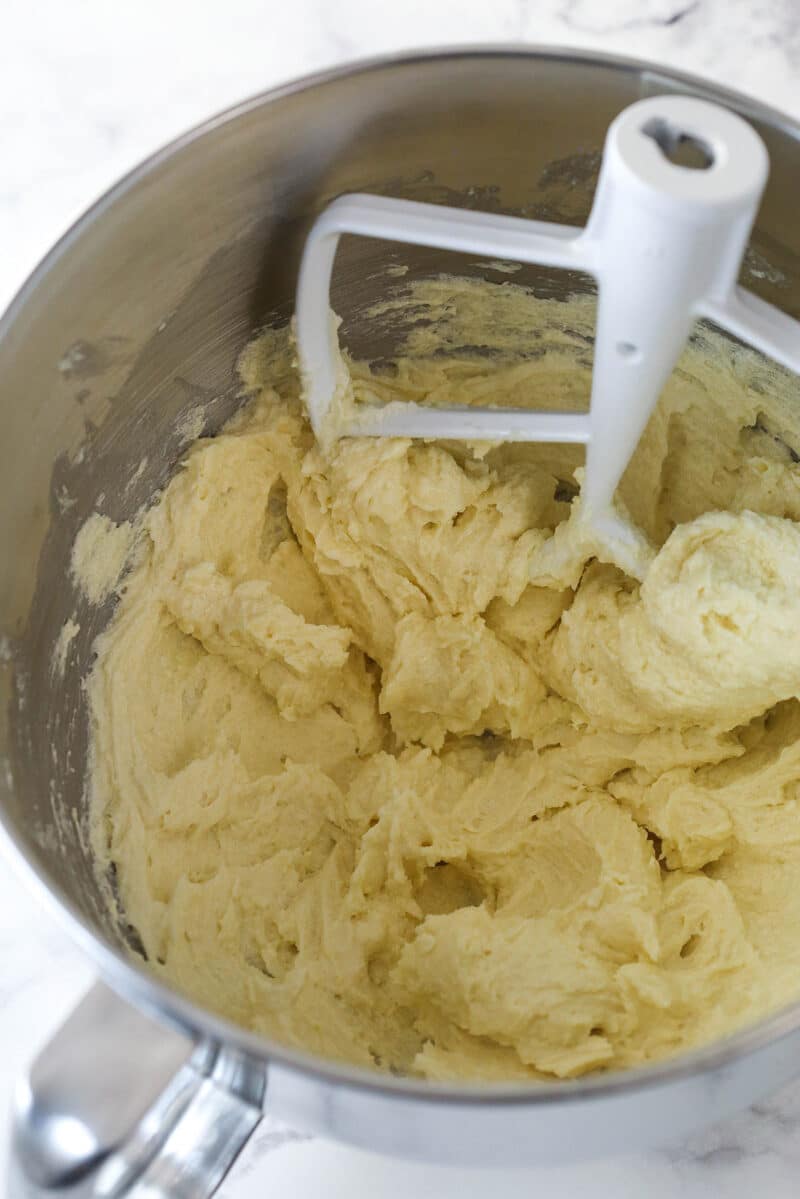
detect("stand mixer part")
[296,96,800,575]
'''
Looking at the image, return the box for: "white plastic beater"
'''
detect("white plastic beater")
[296,96,800,552]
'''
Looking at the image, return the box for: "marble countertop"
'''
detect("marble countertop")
[2,1,800,1195]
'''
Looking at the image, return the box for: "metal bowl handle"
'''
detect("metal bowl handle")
[7,982,264,1198]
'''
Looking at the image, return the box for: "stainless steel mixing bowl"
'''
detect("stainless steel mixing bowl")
[2,48,800,1198]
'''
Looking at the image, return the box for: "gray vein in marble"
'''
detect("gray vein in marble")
[561,0,702,35]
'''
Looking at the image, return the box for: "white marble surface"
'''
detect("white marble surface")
[3,1,800,1195]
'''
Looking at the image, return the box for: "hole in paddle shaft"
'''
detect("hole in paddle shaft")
[642,117,715,170]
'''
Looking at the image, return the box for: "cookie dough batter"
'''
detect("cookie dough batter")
[85,281,800,1081]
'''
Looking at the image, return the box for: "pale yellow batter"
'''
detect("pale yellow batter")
[83,281,800,1081]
